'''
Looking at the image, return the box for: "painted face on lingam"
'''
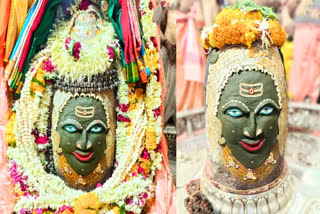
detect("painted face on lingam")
[57,96,109,175]
[52,90,116,191]
[217,71,280,169]
[205,44,288,189]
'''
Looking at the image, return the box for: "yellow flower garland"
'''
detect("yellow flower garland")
[5,112,16,146]
[202,8,286,49]
[74,193,100,214]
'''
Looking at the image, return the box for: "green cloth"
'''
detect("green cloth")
[108,0,125,68]
[107,0,140,83]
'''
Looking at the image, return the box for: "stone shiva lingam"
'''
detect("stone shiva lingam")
[185,1,320,213]
[4,1,168,213]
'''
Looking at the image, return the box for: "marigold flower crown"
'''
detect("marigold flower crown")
[201,0,287,52]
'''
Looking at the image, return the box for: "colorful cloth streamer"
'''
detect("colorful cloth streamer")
[0,0,12,71]
[4,1,39,83]
[4,0,48,95]
[108,0,152,84]
[4,0,36,64]
[17,0,64,99]
[5,0,63,98]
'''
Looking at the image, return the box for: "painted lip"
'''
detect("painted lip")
[73,151,93,162]
[240,139,265,152]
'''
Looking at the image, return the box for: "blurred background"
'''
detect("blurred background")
[175,0,320,213]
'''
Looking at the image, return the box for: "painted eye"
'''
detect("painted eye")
[226,108,243,117]
[259,106,274,115]
[64,125,77,133]
[90,125,103,133]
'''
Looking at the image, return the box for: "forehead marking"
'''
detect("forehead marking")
[239,82,263,97]
[221,100,250,112]
[75,106,95,118]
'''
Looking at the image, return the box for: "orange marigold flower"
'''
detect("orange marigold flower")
[140,163,150,175]
[131,162,139,174]
[145,128,157,151]
[202,7,285,50]
[139,158,152,175]
[74,193,100,214]
[30,64,46,94]
[5,112,16,145]
[143,196,155,213]
[268,20,286,47]
[245,11,263,21]
[112,206,121,214]
[61,209,74,214]
[135,88,144,100]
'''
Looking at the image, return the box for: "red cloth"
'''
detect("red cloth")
[120,0,135,64]
[18,0,48,71]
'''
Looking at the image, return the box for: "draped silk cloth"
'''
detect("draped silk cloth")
[0,0,11,69]
[18,0,48,71]
[289,24,320,103]
[109,0,150,83]
[5,1,39,83]
[15,0,64,97]
[6,0,48,94]
[4,0,36,63]
[176,6,205,112]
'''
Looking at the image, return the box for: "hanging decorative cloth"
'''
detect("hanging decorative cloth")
[4,0,48,94]
[109,0,153,83]
[0,0,12,70]
[4,0,63,98]
[4,0,35,64]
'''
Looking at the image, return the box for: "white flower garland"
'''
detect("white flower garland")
[47,10,120,81]
[35,85,52,135]
[7,0,164,213]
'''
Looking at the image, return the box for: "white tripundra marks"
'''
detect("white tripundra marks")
[239,82,264,97]
[75,106,95,118]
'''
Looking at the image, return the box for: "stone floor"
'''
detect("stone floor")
[176,134,207,214]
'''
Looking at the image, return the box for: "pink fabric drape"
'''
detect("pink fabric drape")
[179,4,205,83]
[148,133,176,214]
[176,5,205,112]
[289,24,320,103]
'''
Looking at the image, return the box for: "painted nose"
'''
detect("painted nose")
[76,130,92,150]
[243,112,258,138]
